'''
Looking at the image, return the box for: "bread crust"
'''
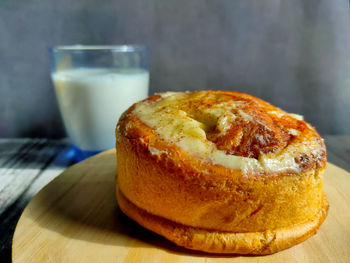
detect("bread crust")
[116,132,326,232]
[117,187,329,255]
[115,90,328,254]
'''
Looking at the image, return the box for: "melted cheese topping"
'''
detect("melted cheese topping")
[132,91,317,174]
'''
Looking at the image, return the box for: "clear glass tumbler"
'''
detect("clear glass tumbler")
[49,45,149,161]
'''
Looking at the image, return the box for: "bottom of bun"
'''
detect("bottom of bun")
[116,188,328,255]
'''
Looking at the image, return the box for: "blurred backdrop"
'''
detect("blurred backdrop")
[1,0,350,137]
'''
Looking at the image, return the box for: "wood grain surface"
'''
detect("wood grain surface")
[12,149,350,263]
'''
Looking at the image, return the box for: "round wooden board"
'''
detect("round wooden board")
[12,150,350,263]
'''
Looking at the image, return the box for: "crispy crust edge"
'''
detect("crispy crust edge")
[116,187,329,255]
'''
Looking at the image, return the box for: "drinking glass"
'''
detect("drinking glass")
[49,45,149,161]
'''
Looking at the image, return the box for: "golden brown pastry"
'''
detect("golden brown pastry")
[115,90,328,255]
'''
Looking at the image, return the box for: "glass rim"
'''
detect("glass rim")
[50,44,148,52]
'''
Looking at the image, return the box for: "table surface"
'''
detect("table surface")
[1,136,350,262]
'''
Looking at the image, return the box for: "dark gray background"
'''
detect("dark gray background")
[1,0,350,137]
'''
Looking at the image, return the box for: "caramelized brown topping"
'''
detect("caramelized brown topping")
[135,90,326,169]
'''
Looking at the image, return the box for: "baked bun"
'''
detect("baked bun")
[115,90,328,255]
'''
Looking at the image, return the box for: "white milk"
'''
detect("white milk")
[52,68,149,151]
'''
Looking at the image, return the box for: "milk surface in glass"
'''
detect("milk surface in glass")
[52,67,149,151]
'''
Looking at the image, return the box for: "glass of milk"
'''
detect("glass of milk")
[49,45,149,161]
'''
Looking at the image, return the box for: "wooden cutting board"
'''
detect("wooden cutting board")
[12,150,350,263]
